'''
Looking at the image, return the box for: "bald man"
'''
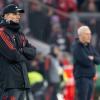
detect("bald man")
[72,26,100,100]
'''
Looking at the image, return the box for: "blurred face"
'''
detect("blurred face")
[30,2,40,11]
[54,47,61,56]
[79,29,92,44]
[52,26,62,33]
[0,0,5,8]
[4,12,22,23]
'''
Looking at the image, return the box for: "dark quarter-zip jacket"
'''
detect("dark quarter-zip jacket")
[0,18,36,90]
[72,40,100,79]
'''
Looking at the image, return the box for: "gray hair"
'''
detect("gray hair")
[77,26,90,35]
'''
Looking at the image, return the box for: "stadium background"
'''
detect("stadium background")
[0,0,100,100]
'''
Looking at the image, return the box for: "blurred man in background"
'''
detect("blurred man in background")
[72,26,100,100]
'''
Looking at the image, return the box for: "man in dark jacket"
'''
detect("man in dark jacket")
[72,26,100,100]
[0,4,36,100]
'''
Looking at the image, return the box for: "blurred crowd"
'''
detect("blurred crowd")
[28,45,75,100]
[27,0,100,53]
[0,0,100,100]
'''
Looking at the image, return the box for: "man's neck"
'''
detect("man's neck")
[79,40,89,46]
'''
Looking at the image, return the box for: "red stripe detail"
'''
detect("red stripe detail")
[0,32,16,50]
[1,33,13,48]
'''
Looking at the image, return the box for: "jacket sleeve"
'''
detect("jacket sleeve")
[21,35,36,60]
[72,44,93,67]
[93,47,100,64]
[0,31,27,63]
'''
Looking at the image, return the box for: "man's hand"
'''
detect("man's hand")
[88,56,94,60]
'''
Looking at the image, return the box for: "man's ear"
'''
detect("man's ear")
[3,14,10,20]
[3,14,7,19]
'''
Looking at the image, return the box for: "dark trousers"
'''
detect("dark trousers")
[47,83,59,100]
[75,78,94,100]
[0,89,34,100]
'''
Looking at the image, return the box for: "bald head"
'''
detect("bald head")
[77,26,92,44]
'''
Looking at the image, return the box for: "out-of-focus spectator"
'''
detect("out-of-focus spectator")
[0,0,6,15]
[43,0,58,8]
[45,45,63,100]
[95,0,100,12]
[29,52,46,78]
[50,24,68,51]
[81,0,98,12]
[8,0,23,7]
[56,0,77,30]
[57,0,77,13]
[77,0,85,11]
[28,1,51,42]
[60,53,75,100]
